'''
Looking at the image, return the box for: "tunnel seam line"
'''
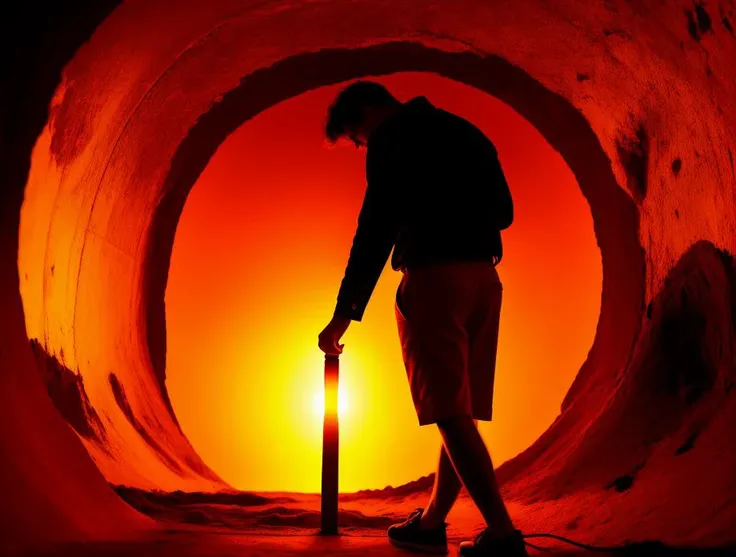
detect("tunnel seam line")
[69,19,234,369]
[40,133,78,351]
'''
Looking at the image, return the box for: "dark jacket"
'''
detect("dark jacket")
[334,96,513,321]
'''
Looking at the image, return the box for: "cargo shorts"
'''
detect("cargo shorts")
[395,261,503,426]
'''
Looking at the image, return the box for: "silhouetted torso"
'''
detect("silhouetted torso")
[334,96,513,321]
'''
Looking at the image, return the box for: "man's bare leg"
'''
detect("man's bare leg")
[436,416,515,539]
[419,445,463,530]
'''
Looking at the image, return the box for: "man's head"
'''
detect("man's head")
[325,81,401,148]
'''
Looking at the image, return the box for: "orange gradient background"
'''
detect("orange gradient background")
[165,73,602,493]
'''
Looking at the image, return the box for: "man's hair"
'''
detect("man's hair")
[325,81,399,143]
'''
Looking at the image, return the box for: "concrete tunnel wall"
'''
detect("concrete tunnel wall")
[2,0,736,551]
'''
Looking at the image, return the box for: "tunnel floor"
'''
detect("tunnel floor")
[22,517,736,557]
[22,532,601,557]
[18,486,735,557]
[22,537,736,557]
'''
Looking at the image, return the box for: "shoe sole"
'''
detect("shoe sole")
[388,537,448,555]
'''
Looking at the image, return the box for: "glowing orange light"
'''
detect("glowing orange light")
[160,72,602,492]
[313,385,349,419]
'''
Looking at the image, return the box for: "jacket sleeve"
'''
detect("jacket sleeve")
[333,143,399,322]
[484,141,514,230]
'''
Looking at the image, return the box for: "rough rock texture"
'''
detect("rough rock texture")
[0,3,150,555]
[2,0,736,552]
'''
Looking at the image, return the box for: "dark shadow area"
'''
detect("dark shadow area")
[29,339,108,447]
[21,533,736,557]
[108,374,184,475]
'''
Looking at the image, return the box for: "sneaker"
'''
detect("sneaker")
[458,528,528,556]
[387,508,448,554]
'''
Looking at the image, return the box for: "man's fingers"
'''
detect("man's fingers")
[331,338,343,355]
[318,336,342,355]
[318,326,345,355]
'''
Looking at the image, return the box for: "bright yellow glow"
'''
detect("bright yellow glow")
[312,384,349,420]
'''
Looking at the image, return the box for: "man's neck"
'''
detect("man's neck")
[368,104,402,141]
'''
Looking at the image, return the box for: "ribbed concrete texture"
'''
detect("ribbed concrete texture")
[2,0,735,553]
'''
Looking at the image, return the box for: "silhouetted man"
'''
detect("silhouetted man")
[318,81,527,557]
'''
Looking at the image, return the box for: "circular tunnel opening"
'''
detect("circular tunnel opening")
[165,72,603,492]
[19,40,643,496]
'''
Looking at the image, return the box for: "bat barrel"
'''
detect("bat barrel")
[320,354,340,535]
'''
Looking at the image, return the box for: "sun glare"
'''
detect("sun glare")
[165,73,602,492]
[312,385,349,420]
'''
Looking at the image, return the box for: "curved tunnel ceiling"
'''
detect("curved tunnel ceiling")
[3,0,736,551]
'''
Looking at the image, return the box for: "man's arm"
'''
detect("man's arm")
[334,145,399,321]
